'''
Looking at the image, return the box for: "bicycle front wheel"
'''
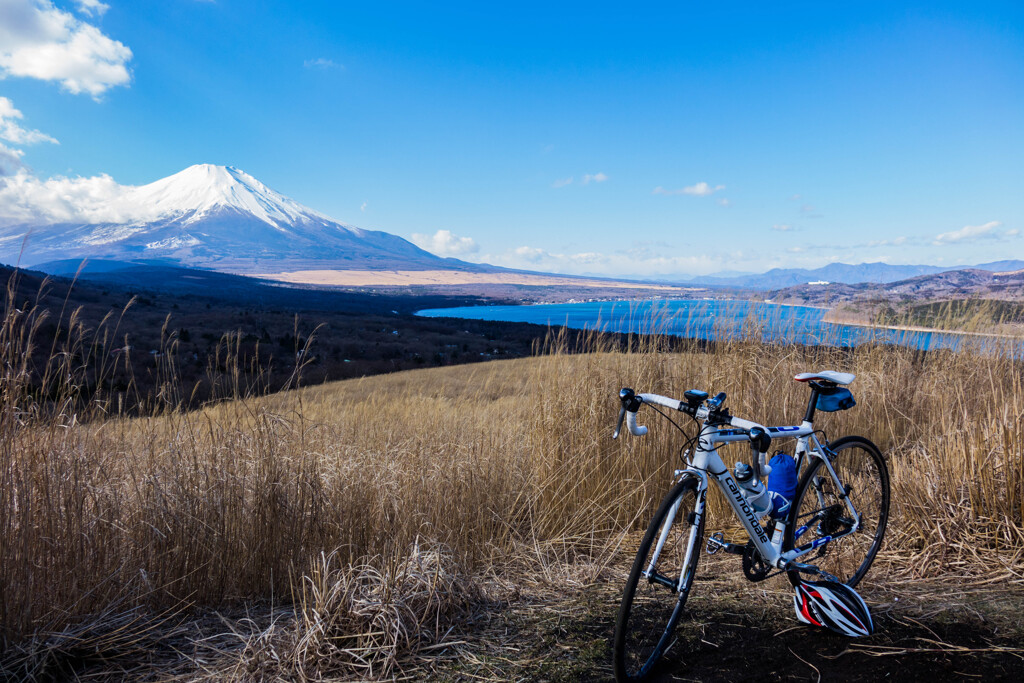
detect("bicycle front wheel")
[784,435,890,587]
[613,477,704,683]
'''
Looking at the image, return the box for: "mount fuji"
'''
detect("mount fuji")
[0,164,466,273]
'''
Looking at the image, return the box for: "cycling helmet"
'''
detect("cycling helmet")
[793,579,874,637]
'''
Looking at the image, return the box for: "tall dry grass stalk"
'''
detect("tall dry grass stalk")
[1,278,1022,676]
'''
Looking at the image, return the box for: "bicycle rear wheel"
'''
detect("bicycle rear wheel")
[613,477,704,682]
[784,435,889,587]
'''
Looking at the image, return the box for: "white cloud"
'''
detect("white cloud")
[0,96,58,146]
[772,224,792,231]
[73,0,109,16]
[411,229,479,257]
[0,168,128,225]
[360,201,367,212]
[0,0,132,97]
[717,198,730,207]
[513,245,546,262]
[303,57,341,69]
[652,181,724,197]
[0,96,57,175]
[554,172,608,188]
[934,221,1002,245]
[478,243,724,277]
[865,236,908,247]
[0,143,25,176]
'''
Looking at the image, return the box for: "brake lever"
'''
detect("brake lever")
[612,405,626,440]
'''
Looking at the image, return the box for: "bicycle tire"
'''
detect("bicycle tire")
[784,435,890,587]
[613,477,704,682]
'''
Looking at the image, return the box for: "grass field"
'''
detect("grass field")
[2,288,1024,679]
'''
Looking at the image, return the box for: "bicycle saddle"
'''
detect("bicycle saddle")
[794,371,855,385]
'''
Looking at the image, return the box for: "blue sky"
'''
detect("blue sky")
[1,1,1022,277]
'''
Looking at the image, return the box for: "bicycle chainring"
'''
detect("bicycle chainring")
[741,542,771,582]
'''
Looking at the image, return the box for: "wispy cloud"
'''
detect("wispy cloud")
[73,0,109,16]
[652,181,724,197]
[478,243,725,278]
[360,201,367,212]
[866,236,908,247]
[303,58,342,69]
[411,229,479,257]
[789,236,914,253]
[0,96,57,175]
[771,224,793,231]
[934,221,1003,245]
[513,245,545,262]
[0,144,24,176]
[0,0,133,98]
[0,97,58,146]
[553,172,607,188]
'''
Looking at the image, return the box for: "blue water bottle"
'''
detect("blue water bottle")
[766,453,798,518]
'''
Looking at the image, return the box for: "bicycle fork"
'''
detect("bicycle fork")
[643,472,707,592]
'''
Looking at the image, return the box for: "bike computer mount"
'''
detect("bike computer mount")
[684,390,709,405]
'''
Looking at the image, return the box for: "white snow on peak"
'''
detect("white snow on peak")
[0,164,359,231]
[120,164,342,230]
[145,234,202,250]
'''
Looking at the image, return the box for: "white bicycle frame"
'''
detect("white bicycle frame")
[633,392,863,590]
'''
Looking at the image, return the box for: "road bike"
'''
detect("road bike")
[611,371,889,682]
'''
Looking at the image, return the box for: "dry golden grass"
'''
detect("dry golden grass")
[2,276,1023,678]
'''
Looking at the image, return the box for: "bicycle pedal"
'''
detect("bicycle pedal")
[706,532,746,556]
[706,532,726,555]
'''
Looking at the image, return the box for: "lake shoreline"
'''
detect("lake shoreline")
[821,311,1019,340]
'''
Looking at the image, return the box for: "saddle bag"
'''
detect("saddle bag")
[816,386,856,412]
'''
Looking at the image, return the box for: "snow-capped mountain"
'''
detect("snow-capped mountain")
[0,164,455,272]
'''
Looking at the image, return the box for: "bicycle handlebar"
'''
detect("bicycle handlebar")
[625,410,647,436]
[614,387,774,473]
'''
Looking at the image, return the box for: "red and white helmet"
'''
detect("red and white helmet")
[793,580,874,637]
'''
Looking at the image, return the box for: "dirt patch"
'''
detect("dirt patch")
[430,556,1024,682]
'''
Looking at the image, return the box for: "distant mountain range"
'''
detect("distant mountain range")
[683,260,1024,290]
[769,267,1024,306]
[0,164,477,274]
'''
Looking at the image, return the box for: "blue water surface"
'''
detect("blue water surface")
[416,299,992,352]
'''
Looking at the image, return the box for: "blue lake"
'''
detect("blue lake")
[416,299,997,352]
